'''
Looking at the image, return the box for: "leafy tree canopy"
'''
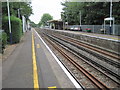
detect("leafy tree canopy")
[38,13,53,26]
[29,21,37,27]
[61,2,120,25]
[2,2,33,20]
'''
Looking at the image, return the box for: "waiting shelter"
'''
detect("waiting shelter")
[47,19,63,30]
[104,17,115,35]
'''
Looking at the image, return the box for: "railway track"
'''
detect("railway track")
[41,31,120,81]
[42,29,119,59]
[36,29,120,89]
[43,34,110,89]
[54,33,119,61]
[50,33,120,71]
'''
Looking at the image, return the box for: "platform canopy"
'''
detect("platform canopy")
[47,19,63,30]
[47,19,62,23]
[104,17,114,21]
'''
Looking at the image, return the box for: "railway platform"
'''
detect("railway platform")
[2,28,81,89]
[59,30,120,42]
[44,29,120,54]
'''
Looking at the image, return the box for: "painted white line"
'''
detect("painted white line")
[34,29,83,89]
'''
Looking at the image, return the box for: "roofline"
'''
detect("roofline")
[47,19,62,23]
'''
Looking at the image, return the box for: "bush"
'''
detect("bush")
[0,31,7,53]
[2,32,7,49]
[2,16,22,44]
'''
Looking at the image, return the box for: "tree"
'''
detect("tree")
[39,13,53,26]
[2,2,33,44]
[61,2,83,25]
[2,2,33,20]
[30,21,38,27]
[61,1,120,25]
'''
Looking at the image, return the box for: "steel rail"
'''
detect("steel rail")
[44,32,120,85]
[50,34,120,68]
[43,35,109,90]
[53,33,119,60]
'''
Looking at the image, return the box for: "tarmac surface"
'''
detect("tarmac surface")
[2,29,78,89]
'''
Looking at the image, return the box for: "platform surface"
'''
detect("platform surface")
[2,29,78,89]
[57,30,120,42]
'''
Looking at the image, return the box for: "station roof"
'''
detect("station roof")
[47,19,62,23]
[104,17,114,21]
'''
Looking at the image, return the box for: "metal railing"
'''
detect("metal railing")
[65,25,120,36]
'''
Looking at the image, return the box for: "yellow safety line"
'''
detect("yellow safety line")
[48,86,57,90]
[48,86,57,88]
[32,32,39,89]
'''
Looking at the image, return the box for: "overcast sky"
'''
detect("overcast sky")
[29,0,64,24]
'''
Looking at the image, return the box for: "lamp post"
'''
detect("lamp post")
[61,12,65,30]
[7,0,12,44]
[66,14,68,29]
[109,0,112,34]
[18,9,20,18]
[17,8,22,18]
[79,11,81,27]
[79,11,82,31]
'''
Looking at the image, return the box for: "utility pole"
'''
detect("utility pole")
[7,0,12,44]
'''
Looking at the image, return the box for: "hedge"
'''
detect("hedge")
[2,16,22,44]
[0,31,7,53]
